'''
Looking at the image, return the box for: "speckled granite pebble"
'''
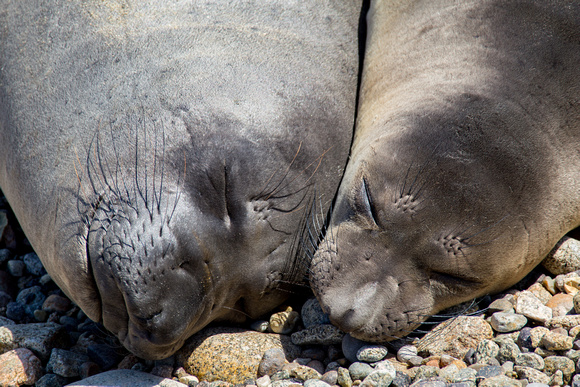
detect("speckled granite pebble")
[542,236,580,275]
[291,364,322,381]
[515,353,544,370]
[356,345,388,363]
[543,356,575,383]
[304,379,331,387]
[0,348,43,386]
[337,367,353,387]
[540,330,573,350]
[178,327,300,384]
[291,324,344,346]
[474,340,499,364]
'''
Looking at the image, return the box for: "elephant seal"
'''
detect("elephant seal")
[310,0,580,342]
[0,1,362,358]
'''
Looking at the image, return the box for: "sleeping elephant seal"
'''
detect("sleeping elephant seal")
[0,1,362,358]
[310,0,580,342]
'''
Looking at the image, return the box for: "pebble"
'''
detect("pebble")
[348,362,374,381]
[22,252,45,276]
[301,298,331,328]
[474,340,499,364]
[68,369,188,386]
[292,365,322,381]
[514,353,544,370]
[514,291,553,323]
[356,345,388,362]
[489,312,527,332]
[251,320,270,333]
[413,365,440,380]
[321,370,338,385]
[342,334,371,363]
[513,366,550,384]
[259,348,287,377]
[542,236,580,274]
[87,343,120,371]
[177,327,300,385]
[291,324,344,346]
[417,316,494,359]
[304,379,331,387]
[46,348,90,377]
[494,337,520,363]
[360,368,396,387]
[474,366,502,382]
[6,260,24,277]
[545,293,574,316]
[35,373,68,387]
[0,322,68,361]
[0,348,43,386]
[540,330,574,350]
[543,356,575,383]
[16,286,46,318]
[337,367,353,387]
[478,375,520,387]
[270,308,300,335]
[41,294,71,313]
[526,283,553,305]
[487,298,514,314]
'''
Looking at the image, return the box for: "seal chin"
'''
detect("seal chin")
[122,321,188,360]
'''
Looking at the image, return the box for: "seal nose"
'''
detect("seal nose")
[325,281,379,333]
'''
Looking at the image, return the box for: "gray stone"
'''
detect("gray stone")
[16,286,46,318]
[542,236,580,275]
[68,369,188,386]
[528,327,550,348]
[250,320,269,333]
[22,252,46,276]
[304,380,331,387]
[87,343,120,371]
[475,366,502,382]
[392,371,412,387]
[409,379,446,387]
[452,368,477,385]
[478,375,521,387]
[259,348,287,377]
[397,345,418,363]
[517,327,534,350]
[6,260,24,277]
[515,353,544,371]
[0,322,68,361]
[360,369,396,387]
[416,316,493,359]
[46,348,90,377]
[348,362,374,381]
[357,345,388,363]
[514,291,553,323]
[35,373,68,387]
[439,364,460,383]
[321,370,338,385]
[342,334,372,363]
[474,340,500,364]
[413,366,440,380]
[0,249,13,266]
[543,356,575,383]
[487,298,515,314]
[291,324,344,346]
[489,312,527,333]
[301,298,330,328]
[337,367,353,387]
[514,366,550,384]
[540,330,574,351]
[494,337,521,364]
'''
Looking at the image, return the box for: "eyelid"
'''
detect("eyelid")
[362,177,379,226]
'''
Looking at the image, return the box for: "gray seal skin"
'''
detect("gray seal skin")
[0,1,361,358]
[310,0,580,342]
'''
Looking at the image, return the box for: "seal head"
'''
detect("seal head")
[311,0,580,342]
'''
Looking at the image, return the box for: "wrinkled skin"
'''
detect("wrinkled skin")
[0,1,362,358]
[311,0,580,342]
